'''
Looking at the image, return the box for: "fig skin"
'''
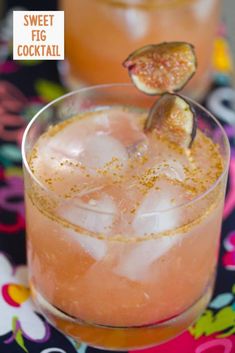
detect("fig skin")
[145,93,197,148]
[123,42,197,95]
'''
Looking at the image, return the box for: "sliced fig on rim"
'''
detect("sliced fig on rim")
[123,42,197,95]
[145,93,197,148]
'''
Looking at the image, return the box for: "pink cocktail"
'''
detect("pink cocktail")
[22,84,229,349]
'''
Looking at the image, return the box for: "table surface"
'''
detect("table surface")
[0,5,235,353]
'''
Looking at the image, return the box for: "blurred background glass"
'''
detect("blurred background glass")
[60,0,221,99]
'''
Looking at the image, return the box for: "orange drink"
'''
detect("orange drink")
[60,0,220,99]
[22,85,229,349]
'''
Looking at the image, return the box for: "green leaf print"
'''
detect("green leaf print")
[35,79,67,102]
[12,316,17,332]
[189,285,235,339]
[12,316,28,353]
[15,329,28,353]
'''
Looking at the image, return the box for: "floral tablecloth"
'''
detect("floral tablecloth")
[0,4,235,353]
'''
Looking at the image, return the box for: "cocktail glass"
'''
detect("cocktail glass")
[22,84,230,350]
[60,0,220,99]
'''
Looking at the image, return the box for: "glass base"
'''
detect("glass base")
[31,280,214,350]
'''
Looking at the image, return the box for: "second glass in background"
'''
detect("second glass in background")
[60,0,220,99]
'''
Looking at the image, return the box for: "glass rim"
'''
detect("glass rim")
[22,83,230,216]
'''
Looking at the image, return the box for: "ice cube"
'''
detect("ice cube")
[94,112,110,130]
[193,0,214,21]
[45,119,90,160]
[109,110,148,148]
[33,123,128,186]
[158,159,185,182]
[79,135,128,172]
[57,193,115,260]
[59,194,117,235]
[37,112,128,166]
[65,228,107,261]
[115,235,181,282]
[123,9,149,40]
[32,119,88,179]
[132,180,186,236]
[127,139,148,159]
[106,2,149,40]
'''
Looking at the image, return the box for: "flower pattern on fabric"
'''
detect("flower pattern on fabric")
[0,6,234,351]
[223,231,235,270]
[0,254,50,351]
[131,286,235,353]
[191,285,235,338]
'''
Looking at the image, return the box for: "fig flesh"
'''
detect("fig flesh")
[123,42,196,95]
[145,93,197,148]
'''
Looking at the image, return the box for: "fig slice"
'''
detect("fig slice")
[145,93,197,148]
[123,42,196,95]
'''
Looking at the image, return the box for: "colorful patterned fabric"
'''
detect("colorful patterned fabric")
[0,4,235,353]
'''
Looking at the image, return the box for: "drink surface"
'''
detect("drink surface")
[26,106,224,327]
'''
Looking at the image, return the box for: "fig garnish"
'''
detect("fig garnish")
[123,41,198,148]
[123,42,196,95]
[145,93,197,149]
